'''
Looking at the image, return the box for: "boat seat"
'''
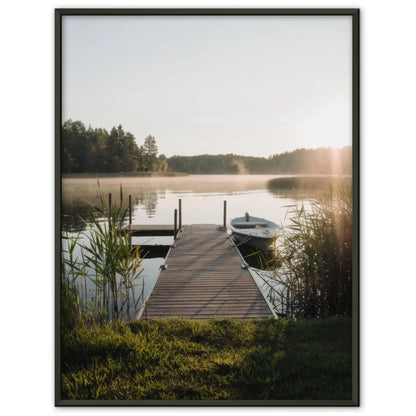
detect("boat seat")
[232,221,268,228]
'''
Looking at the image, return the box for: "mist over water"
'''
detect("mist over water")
[62,175,312,232]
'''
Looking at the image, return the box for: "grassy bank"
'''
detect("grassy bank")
[62,171,189,178]
[61,317,352,401]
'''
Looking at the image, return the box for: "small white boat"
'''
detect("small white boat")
[229,213,281,251]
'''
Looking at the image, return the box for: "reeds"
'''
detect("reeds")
[61,234,82,331]
[61,184,145,330]
[271,178,353,318]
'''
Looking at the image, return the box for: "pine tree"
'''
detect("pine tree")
[142,135,158,171]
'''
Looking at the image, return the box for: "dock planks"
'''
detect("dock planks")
[142,224,273,319]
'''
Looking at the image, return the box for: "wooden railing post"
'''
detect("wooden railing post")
[179,199,182,230]
[174,209,178,240]
[223,200,227,229]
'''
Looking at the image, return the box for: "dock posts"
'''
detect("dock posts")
[129,195,132,225]
[223,200,227,229]
[174,209,178,240]
[178,199,182,230]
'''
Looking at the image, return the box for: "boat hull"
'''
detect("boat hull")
[229,215,280,251]
[231,230,276,251]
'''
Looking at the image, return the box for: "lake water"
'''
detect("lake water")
[61,175,313,317]
[62,175,312,231]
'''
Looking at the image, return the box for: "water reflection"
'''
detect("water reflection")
[143,191,159,217]
[62,187,162,231]
[62,189,164,230]
[62,175,313,232]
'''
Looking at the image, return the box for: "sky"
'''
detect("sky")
[62,15,352,157]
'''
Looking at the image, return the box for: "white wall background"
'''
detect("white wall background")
[1,0,415,414]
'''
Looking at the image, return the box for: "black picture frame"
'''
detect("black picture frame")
[55,8,359,406]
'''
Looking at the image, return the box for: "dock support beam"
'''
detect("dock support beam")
[223,200,227,229]
[179,199,182,230]
[174,209,178,240]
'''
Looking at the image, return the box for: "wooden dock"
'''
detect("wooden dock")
[141,224,273,319]
[122,224,175,236]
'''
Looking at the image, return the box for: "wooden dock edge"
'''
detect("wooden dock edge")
[228,235,277,318]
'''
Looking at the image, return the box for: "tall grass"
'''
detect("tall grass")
[61,184,145,331]
[61,234,82,331]
[273,178,352,318]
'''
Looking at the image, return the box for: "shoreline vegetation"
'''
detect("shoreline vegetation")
[269,178,353,318]
[62,119,352,175]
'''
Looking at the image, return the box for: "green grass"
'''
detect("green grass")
[61,317,352,401]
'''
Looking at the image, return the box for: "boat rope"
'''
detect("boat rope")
[217,225,251,247]
[227,234,252,247]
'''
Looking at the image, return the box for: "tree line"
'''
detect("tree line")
[62,120,167,173]
[62,120,352,175]
[167,147,352,175]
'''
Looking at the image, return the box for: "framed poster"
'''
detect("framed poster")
[56,8,359,406]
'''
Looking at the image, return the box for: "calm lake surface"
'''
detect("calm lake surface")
[61,175,314,315]
[62,175,312,232]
